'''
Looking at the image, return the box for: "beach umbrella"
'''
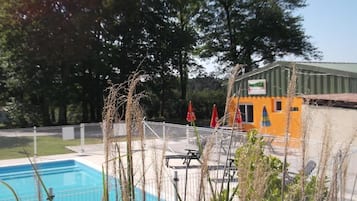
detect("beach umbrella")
[261,106,271,127]
[186,100,196,123]
[210,104,219,128]
[234,107,242,124]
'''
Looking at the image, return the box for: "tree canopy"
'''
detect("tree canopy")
[0,0,319,127]
[196,0,320,72]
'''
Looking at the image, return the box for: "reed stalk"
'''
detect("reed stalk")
[281,63,297,200]
[0,180,20,201]
[102,81,120,201]
[21,150,54,201]
[152,140,166,201]
[314,121,332,201]
[198,136,214,201]
[102,69,146,201]
[223,64,241,126]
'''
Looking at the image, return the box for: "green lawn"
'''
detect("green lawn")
[0,135,103,160]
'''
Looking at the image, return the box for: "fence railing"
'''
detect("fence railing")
[1,121,357,200]
[1,120,354,158]
[0,120,322,158]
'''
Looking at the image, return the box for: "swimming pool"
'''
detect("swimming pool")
[0,160,161,201]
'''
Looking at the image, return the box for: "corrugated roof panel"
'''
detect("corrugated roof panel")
[235,62,357,97]
[296,62,357,73]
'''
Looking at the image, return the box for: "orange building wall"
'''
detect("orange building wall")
[228,96,303,138]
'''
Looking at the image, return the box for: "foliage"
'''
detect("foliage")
[235,129,283,200]
[235,130,328,201]
[0,0,201,127]
[210,189,229,201]
[287,175,329,201]
[0,0,319,127]
[196,0,321,72]
[0,0,109,126]
[4,99,41,127]
[185,75,226,125]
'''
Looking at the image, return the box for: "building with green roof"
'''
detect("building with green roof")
[229,61,357,138]
[234,61,357,97]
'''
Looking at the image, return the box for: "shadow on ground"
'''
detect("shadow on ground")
[0,136,32,148]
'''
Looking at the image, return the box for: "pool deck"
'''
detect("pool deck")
[1,139,356,201]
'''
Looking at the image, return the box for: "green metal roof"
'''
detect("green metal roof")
[234,61,357,96]
[296,62,357,74]
[236,61,357,81]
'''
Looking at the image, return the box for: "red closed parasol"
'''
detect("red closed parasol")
[186,100,196,123]
[235,107,242,124]
[210,104,219,128]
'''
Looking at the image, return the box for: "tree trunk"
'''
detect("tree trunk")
[90,100,96,122]
[50,107,56,123]
[178,11,188,100]
[59,64,69,125]
[223,2,238,63]
[40,96,51,126]
[82,100,89,122]
[58,103,67,125]
[160,72,166,117]
[95,93,103,121]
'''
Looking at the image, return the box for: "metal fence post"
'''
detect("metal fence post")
[80,123,85,153]
[33,126,37,157]
[163,121,166,141]
[173,171,179,201]
[48,187,54,200]
[33,126,41,201]
[143,119,146,140]
[338,149,343,201]
[186,124,189,149]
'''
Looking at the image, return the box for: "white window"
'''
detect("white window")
[239,104,254,123]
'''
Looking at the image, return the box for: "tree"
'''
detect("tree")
[1,0,202,126]
[106,0,199,118]
[0,0,109,126]
[196,0,321,72]
[170,0,201,101]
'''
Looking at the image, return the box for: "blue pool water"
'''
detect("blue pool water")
[0,160,161,201]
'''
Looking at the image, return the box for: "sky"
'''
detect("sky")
[297,0,357,63]
[203,0,357,73]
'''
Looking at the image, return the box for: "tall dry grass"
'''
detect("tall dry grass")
[102,71,146,201]
[281,63,297,199]
[287,63,357,201]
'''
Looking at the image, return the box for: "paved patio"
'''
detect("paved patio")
[1,136,356,200]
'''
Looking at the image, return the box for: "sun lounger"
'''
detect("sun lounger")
[209,158,238,183]
[223,158,238,179]
[286,160,316,184]
[259,134,275,153]
[207,159,238,178]
[165,149,201,167]
[219,135,246,154]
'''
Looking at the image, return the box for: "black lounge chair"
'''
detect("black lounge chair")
[286,160,316,184]
[165,149,201,167]
[165,136,208,168]
[209,158,238,183]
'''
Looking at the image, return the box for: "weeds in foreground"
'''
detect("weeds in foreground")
[102,70,147,201]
